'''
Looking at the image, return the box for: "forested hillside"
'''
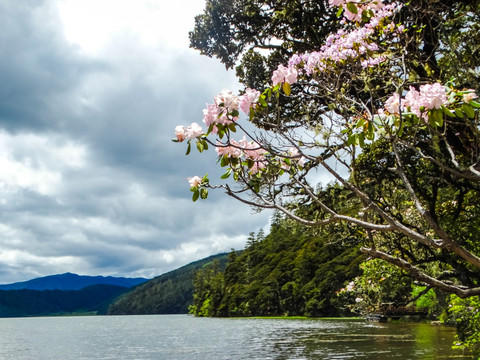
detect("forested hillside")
[190,211,365,317]
[0,285,128,317]
[107,253,229,315]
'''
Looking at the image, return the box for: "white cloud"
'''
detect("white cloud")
[58,0,206,53]
[0,132,87,196]
[0,0,271,284]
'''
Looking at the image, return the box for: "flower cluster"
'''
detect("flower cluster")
[281,147,307,170]
[329,0,386,22]
[203,88,260,134]
[271,64,298,86]
[215,137,268,175]
[187,176,202,188]
[284,0,402,77]
[383,83,448,120]
[175,123,204,142]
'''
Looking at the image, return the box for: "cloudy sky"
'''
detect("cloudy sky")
[0,0,272,283]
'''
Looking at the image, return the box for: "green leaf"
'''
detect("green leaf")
[207,123,214,135]
[228,123,237,132]
[429,109,444,127]
[200,188,208,200]
[336,6,343,18]
[259,96,268,107]
[233,171,239,181]
[361,9,373,22]
[185,142,191,155]
[192,190,199,202]
[221,170,231,179]
[346,2,358,14]
[442,106,456,118]
[346,133,356,146]
[202,173,209,183]
[462,104,475,119]
[469,100,480,108]
[455,108,465,118]
[220,156,229,167]
[231,109,239,118]
[196,141,204,153]
[356,118,366,128]
[282,82,291,96]
[358,132,365,147]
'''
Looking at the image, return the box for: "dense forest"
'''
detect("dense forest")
[107,253,228,315]
[190,210,365,317]
[0,284,128,317]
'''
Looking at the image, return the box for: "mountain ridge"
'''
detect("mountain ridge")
[0,272,149,291]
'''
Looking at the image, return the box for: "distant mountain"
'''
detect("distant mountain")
[0,273,148,291]
[0,284,129,317]
[107,253,229,315]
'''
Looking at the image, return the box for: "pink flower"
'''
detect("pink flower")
[249,160,267,175]
[214,89,240,111]
[239,88,261,114]
[285,66,298,84]
[175,125,187,142]
[239,137,266,161]
[186,123,204,139]
[272,64,298,86]
[384,93,401,114]
[329,0,344,6]
[401,83,447,120]
[403,86,422,117]
[344,6,362,22]
[187,176,202,188]
[463,91,478,103]
[203,103,221,127]
[419,83,447,109]
[215,140,242,158]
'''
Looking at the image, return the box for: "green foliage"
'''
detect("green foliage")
[189,0,339,75]
[446,295,480,358]
[107,254,228,315]
[0,285,128,317]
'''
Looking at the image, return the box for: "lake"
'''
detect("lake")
[0,315,470,359]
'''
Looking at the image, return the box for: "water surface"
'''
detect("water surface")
[0,315,470,359]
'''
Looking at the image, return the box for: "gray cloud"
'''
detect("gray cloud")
[0,0,271,284]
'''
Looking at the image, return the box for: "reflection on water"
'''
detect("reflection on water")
[261,319,468,359]
[0,315,471,359]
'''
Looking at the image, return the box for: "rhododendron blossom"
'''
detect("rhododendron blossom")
[202,90,241,134]
[287,1,401,75]
[214,89,240,111]
[402,83,447,119]
[463,91,478,103]
[186,122,204,139]
[239,88,261,114]
[215,140,243,158]
[272,64,298,86]
[384,93,401,114]
[175,125,187,142]
[287,147,307,167]
[239,137,267,162]
[187,176,202,188]
[175,123,204,142]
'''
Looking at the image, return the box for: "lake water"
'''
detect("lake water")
[0,315,471,359]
